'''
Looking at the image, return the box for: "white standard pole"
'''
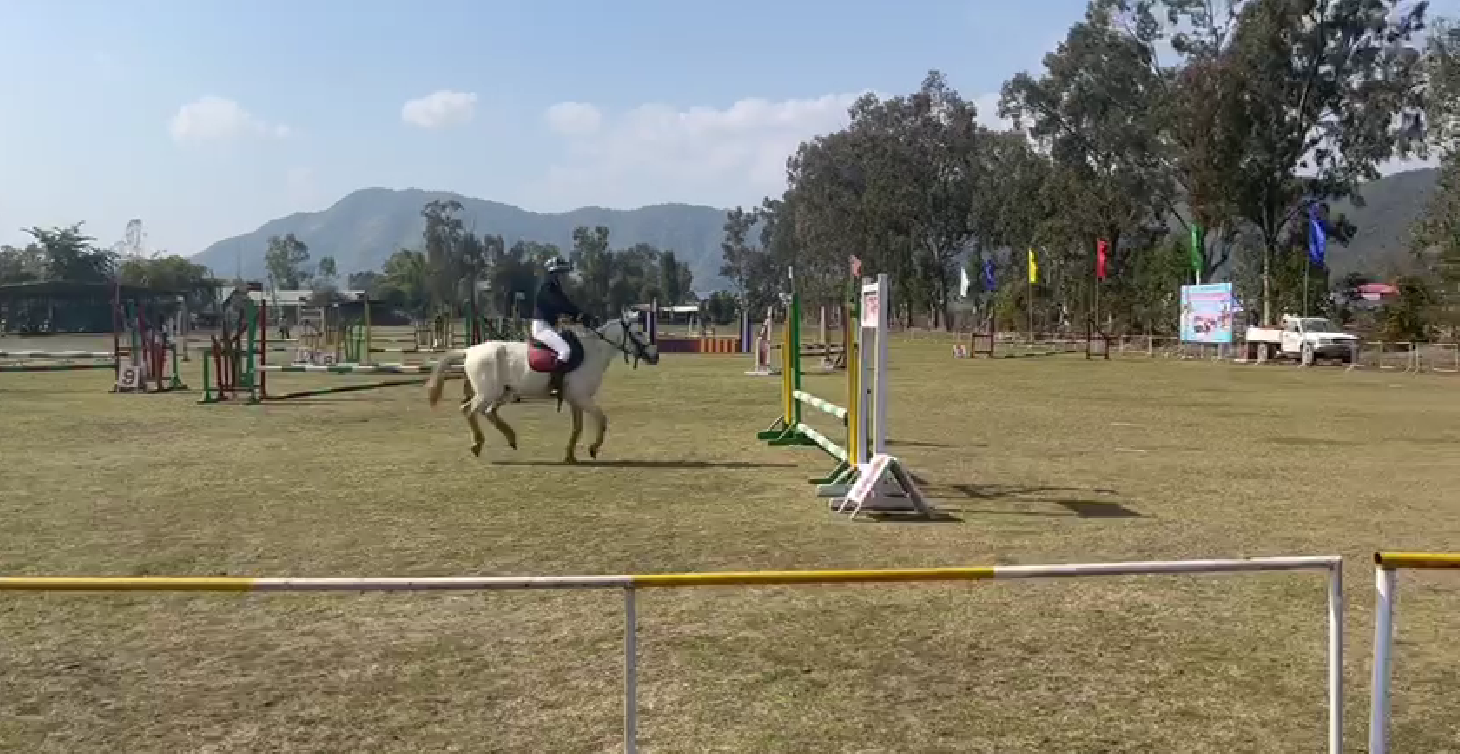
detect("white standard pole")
[623,588,639,754]
[871,274,889,457]
[747,310,759,372]
[1368,566,1398,754]
[1326,565,1344,754]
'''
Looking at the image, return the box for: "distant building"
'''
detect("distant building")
[208,287,368,320]
[242,289,367,306]
[257,290,368,326]
[1336,283,1399,314]
[1356,283,1398,302]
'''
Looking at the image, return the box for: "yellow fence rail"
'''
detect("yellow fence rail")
[0,556,1345,754]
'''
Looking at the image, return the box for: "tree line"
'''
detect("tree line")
[0,198,742,331]
[0,224,215,331]
[0,224,213,298]
[719,0,1460,341]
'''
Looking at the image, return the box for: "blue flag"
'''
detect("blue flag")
[982,257,996,291]
[1308,203,1327,267]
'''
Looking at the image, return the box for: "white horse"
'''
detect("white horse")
[425,317,659,463]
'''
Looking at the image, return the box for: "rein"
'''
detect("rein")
[587,318,652,368]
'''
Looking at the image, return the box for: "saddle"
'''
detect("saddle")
[527,327,585,374]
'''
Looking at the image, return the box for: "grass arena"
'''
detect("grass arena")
[4,328,1460,752]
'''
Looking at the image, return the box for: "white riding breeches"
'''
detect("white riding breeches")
[530,319,570,361]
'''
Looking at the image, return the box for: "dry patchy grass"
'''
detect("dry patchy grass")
[2,337,1460,752]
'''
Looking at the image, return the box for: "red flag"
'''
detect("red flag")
[1096,239,1108,280]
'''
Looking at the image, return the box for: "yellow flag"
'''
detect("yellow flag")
[1027,248,1038,284]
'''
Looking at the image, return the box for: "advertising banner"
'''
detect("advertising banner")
[1180,283,1235,344]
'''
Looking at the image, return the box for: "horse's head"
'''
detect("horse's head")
[595,316,659,368]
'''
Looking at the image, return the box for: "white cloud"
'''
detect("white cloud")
[545,102,604,136]
[401,90,478,129]
[168,96,290,142]
[530,92,870,210]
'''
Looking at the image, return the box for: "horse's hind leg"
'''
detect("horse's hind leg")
[459,393,489,457]
[563,405,584,464]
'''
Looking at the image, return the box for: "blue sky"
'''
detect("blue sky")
[0,0,1451,256]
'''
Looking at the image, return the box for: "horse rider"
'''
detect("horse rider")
[531,257,585,398]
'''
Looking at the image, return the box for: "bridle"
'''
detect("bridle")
[591,317,657,368]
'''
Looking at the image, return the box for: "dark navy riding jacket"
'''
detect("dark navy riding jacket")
[534,275,582,323]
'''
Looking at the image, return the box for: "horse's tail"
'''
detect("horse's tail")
[492,343,512,386]
[425,348,467,407]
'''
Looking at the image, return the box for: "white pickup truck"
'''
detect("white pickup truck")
[1244,315,1360,365]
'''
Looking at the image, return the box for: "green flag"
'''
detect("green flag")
[1189,224,1205,279]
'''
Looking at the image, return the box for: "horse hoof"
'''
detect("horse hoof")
[589,445,601,459]
[470,443,484,457]
[508,441,518,451]
[564,455,578,465]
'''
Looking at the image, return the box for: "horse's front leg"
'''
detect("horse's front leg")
[584,401,608,459]
[563,405,584,464]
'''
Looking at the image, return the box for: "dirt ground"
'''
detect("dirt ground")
[1,335,1458,752]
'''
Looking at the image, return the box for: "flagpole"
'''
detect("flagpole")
[1092,241,1099,360]
[1193,224,1203,287]
[1092,238,1097,347]
[1027,272,1034,342]
[1303,261,1309,317]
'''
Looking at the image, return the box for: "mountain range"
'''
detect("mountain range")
[192,168,1442,293]
[192,188,734,291]
[1325,167,1436,278]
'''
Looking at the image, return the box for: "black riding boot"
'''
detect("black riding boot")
[547,368,565,398]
